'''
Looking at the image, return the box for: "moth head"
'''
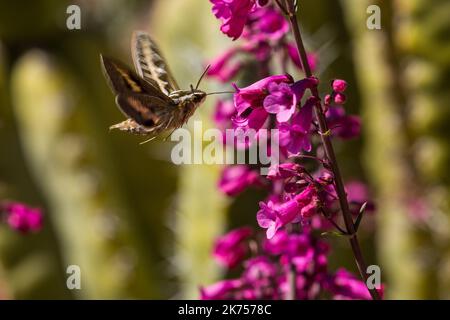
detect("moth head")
[191,90,207,104]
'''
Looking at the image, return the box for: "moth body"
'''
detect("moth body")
[101,31,208,138]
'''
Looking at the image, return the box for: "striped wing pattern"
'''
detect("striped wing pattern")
[131,31,180,96]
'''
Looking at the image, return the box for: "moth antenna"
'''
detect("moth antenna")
[195,64,211,90]
[139,136,157,145]
[206,91,235,96]
[163,128,177,142]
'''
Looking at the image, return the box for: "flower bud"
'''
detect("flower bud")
[333,92,346,105]
[332,79,347,93]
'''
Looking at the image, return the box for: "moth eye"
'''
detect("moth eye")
[142,118,155,127]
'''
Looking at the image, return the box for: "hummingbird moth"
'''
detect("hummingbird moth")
[100,31,209,138]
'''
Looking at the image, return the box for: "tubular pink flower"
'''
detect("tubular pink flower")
[200,279,243,299]
[326,107,361,139]
[244,6,289,41]
[207,48,242,82]
[263,82,297,122]
[218,165,261,196]
[263,229,289,255]
[233,74,293,116]
[267,163,303,180]
[257,185,319,239]
[213,227,253,268]
[213,99,236,128]
[287,43,318,71]
[243,256,277,281]
[210,0,256,40]
[2,202,43,233]
[278,96,316,155]
[326,269,383,300]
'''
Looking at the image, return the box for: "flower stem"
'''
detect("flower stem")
[282,0,381,300]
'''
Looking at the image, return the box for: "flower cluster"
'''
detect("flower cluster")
[207,0,381,300]
[0,202,43,233]
[208,2,316,83]
[202,228,377,300]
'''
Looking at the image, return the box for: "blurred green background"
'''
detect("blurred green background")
[0,0,449,299]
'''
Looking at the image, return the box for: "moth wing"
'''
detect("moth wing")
[131,31,180,95]
[100,54,172,103]
[115,93,174,129]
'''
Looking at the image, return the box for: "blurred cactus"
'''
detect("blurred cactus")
[343,0,450,298]
[0,45,72,299]
[10,50,159,298]
[396,0,450,298]
[151,0,228,299]
[0,0,184,299]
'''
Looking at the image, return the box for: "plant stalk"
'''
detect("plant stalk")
[283,0,381,300]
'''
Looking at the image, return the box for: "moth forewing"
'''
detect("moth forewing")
[131,31,180,95]
[100,54,171,102]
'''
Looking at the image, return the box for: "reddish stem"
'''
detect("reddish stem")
[282,0,381,300]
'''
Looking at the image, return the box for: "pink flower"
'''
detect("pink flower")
[233,75,317,133]
[290,77,319,100]
[210,0,256,40]
[263,229,289,255]
[242,40,272,61]
[233,74,293,115]
[280,233,329,274]
[232,107,269,133]
[326,269,383,300]
[200,279,243,299]
[232,74,293,134]
[267,163,302,180]
[296,184,320,218]
[218,165,261,196]
[346,181,369,204]
[345,181,375,214]
[213,99,236,129]
[257,197,296,239]
[278,96,316,155]
[257,197,298,239]
[243,256,277,282]
[257,184,319,239]
[287,43,318,71]
[244,6,289,41]
[2,202,43,233]
[207,48,242,82]
[326,107,361,139]
[263,82,297,122]
[213,227,253,268]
